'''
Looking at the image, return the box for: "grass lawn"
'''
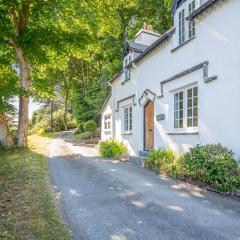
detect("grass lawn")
[0,135,70,240]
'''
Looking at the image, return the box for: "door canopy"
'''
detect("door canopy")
[139,89,156,106]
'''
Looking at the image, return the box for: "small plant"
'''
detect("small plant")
[182,144,240,192]
[146,148,175,173]
[99,139,128,159]
[84,120,97,140]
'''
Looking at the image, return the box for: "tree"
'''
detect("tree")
[0,0,90,147]
[0,65,18,149]
[84,120,97,141]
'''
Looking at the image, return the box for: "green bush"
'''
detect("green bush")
[182,144,240,192]
[146,148,175,172]
[84,120,97,133]
[84,120,97,140]
[67,121,77,130]
[99,139,128,159]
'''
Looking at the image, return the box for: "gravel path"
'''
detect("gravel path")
[48,136,240,240]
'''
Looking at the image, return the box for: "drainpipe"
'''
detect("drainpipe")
[132,62,140,154]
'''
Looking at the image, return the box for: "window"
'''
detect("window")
[123,106,132,132]
[124,54,132,81]
[104,115,111,130]
[179,9,185,45]
[187,87,198,127]
[188,1,195,38]
[174,86,198,129]
[174,91,184,128]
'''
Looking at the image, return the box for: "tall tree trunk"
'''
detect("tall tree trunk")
[50,99,53,132]
[0,112,13,149]
[16,46,31,148]
[63,79,69,131]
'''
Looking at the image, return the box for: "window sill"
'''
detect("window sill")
[121,132,133,136]
[104,130,112,134]
[171,36,195,53]
[167,131,199,136]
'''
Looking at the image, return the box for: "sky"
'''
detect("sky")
[14,98,42,119]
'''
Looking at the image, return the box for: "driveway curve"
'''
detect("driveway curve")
[48,137,240,240]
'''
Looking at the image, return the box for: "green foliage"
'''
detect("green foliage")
[78,123,85,133]
[31,106,74,134]
[99,139,128,159]
[182,144,240,192]
[146,144,240,192]
[0,65,18,112]
[146,148,175,172]
[67,121,77,130]
[84,120,97,133]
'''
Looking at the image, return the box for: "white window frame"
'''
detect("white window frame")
[173,85,198,132]
[178,9,185,45]
[104,114,111,131]
[123,105,133,134]
[123,54,132,81]
[188,0,195,39]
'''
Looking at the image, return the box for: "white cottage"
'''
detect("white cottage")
[100,0,240,160]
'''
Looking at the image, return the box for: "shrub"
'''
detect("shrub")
[182,144,240,192]
[67,121,77,130]
[146,148,175,172]
[84,120,97,140]
[99,139,128,159]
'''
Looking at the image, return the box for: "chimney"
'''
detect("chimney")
[135,23,161,46]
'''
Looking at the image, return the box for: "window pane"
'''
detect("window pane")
[187,118,193,127]
[193,107,198,117]
[193,86,198,96]
[187,88,192,98]
[193,117,198,127]
[174,91,184,128]
[187,87,198,127]
[187,108,192,117]
[179,119,183,128]
[193,97,198,106]
[187,98,192,108]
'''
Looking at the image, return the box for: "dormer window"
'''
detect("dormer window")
[178,9,185,45]
[124,54,132,81]
[188,0,195,38]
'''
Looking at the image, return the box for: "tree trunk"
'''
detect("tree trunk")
[50,99,53,132]
[0,112,13,149]
[16,46,31,148]
[63,79,69,131]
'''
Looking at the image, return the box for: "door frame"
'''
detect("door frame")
[143,100,154,151]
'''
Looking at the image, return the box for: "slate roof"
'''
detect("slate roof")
[127,41,148,53]
[171,0,187,15]
[109,0,224,85]
[100,93,112,114]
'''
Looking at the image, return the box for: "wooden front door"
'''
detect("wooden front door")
[144,101,154,150]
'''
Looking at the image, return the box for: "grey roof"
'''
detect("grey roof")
[109,27,175,84]
[100,93,112,114]
[171,0,187,15]
[109,70,123,84]
[127,41,148,53]
[134,27,175,64]
[108,0,224,86]
[187,0,223,20]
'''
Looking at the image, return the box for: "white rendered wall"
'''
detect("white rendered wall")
[101,95,113,141]
[102,0,240,158]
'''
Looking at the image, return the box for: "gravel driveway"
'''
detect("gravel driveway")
[48,137,240,240]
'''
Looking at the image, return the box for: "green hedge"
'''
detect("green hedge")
[99,139,128,159]
[182,144,240,192]
[146,144,240,192]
